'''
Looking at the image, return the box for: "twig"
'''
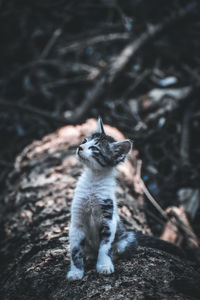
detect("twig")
[142,183,169,220]
[43,64,100,89]
[136,160,168,221]
[40,28,62,59]
[59,32,131,55]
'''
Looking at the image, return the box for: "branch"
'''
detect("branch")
[2,3,197,125]
[40,28,62,59]
[108,2,197,82]
[59,32,131,55]
[67,2,197,122]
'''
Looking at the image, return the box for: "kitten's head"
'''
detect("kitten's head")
[76,117,132,171]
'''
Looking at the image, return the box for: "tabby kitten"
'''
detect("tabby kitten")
[67,117,183,281]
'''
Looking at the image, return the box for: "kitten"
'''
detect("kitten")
[66,117,183,281]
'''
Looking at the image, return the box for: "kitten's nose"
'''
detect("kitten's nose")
[78,146,83,152]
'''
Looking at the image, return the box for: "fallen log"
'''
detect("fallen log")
[0,119,200,300]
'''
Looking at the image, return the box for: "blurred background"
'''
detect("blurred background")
[0,0,200,238]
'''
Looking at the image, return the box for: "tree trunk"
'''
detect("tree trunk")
[0,119,199,300]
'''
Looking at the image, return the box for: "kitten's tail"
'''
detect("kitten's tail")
[135,232,185,258]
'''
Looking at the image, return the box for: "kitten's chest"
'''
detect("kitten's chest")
[83,194,100,214]
[81,195,102,247]
[74,169,115,221]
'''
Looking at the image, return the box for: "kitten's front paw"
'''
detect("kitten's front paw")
[96,258,114,275]
[66,269,84,281]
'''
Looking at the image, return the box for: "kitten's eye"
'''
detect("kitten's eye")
[89,146,99,152]
[81,138,87,144]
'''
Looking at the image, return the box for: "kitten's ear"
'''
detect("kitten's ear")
[97,116,105,134]
[111,139,132,163]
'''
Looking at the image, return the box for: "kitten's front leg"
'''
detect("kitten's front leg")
[67,226,85,281]
[96,198,116,275]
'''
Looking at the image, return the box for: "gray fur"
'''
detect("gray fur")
[66,118,135,281]
[66,118,184,281]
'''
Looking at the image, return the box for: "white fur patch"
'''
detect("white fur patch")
[117,231,136,254]
[66,269,84,281]
[96,255,114,274]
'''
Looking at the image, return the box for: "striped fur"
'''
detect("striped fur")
[66,118,183,281]
[67,118,134,281]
